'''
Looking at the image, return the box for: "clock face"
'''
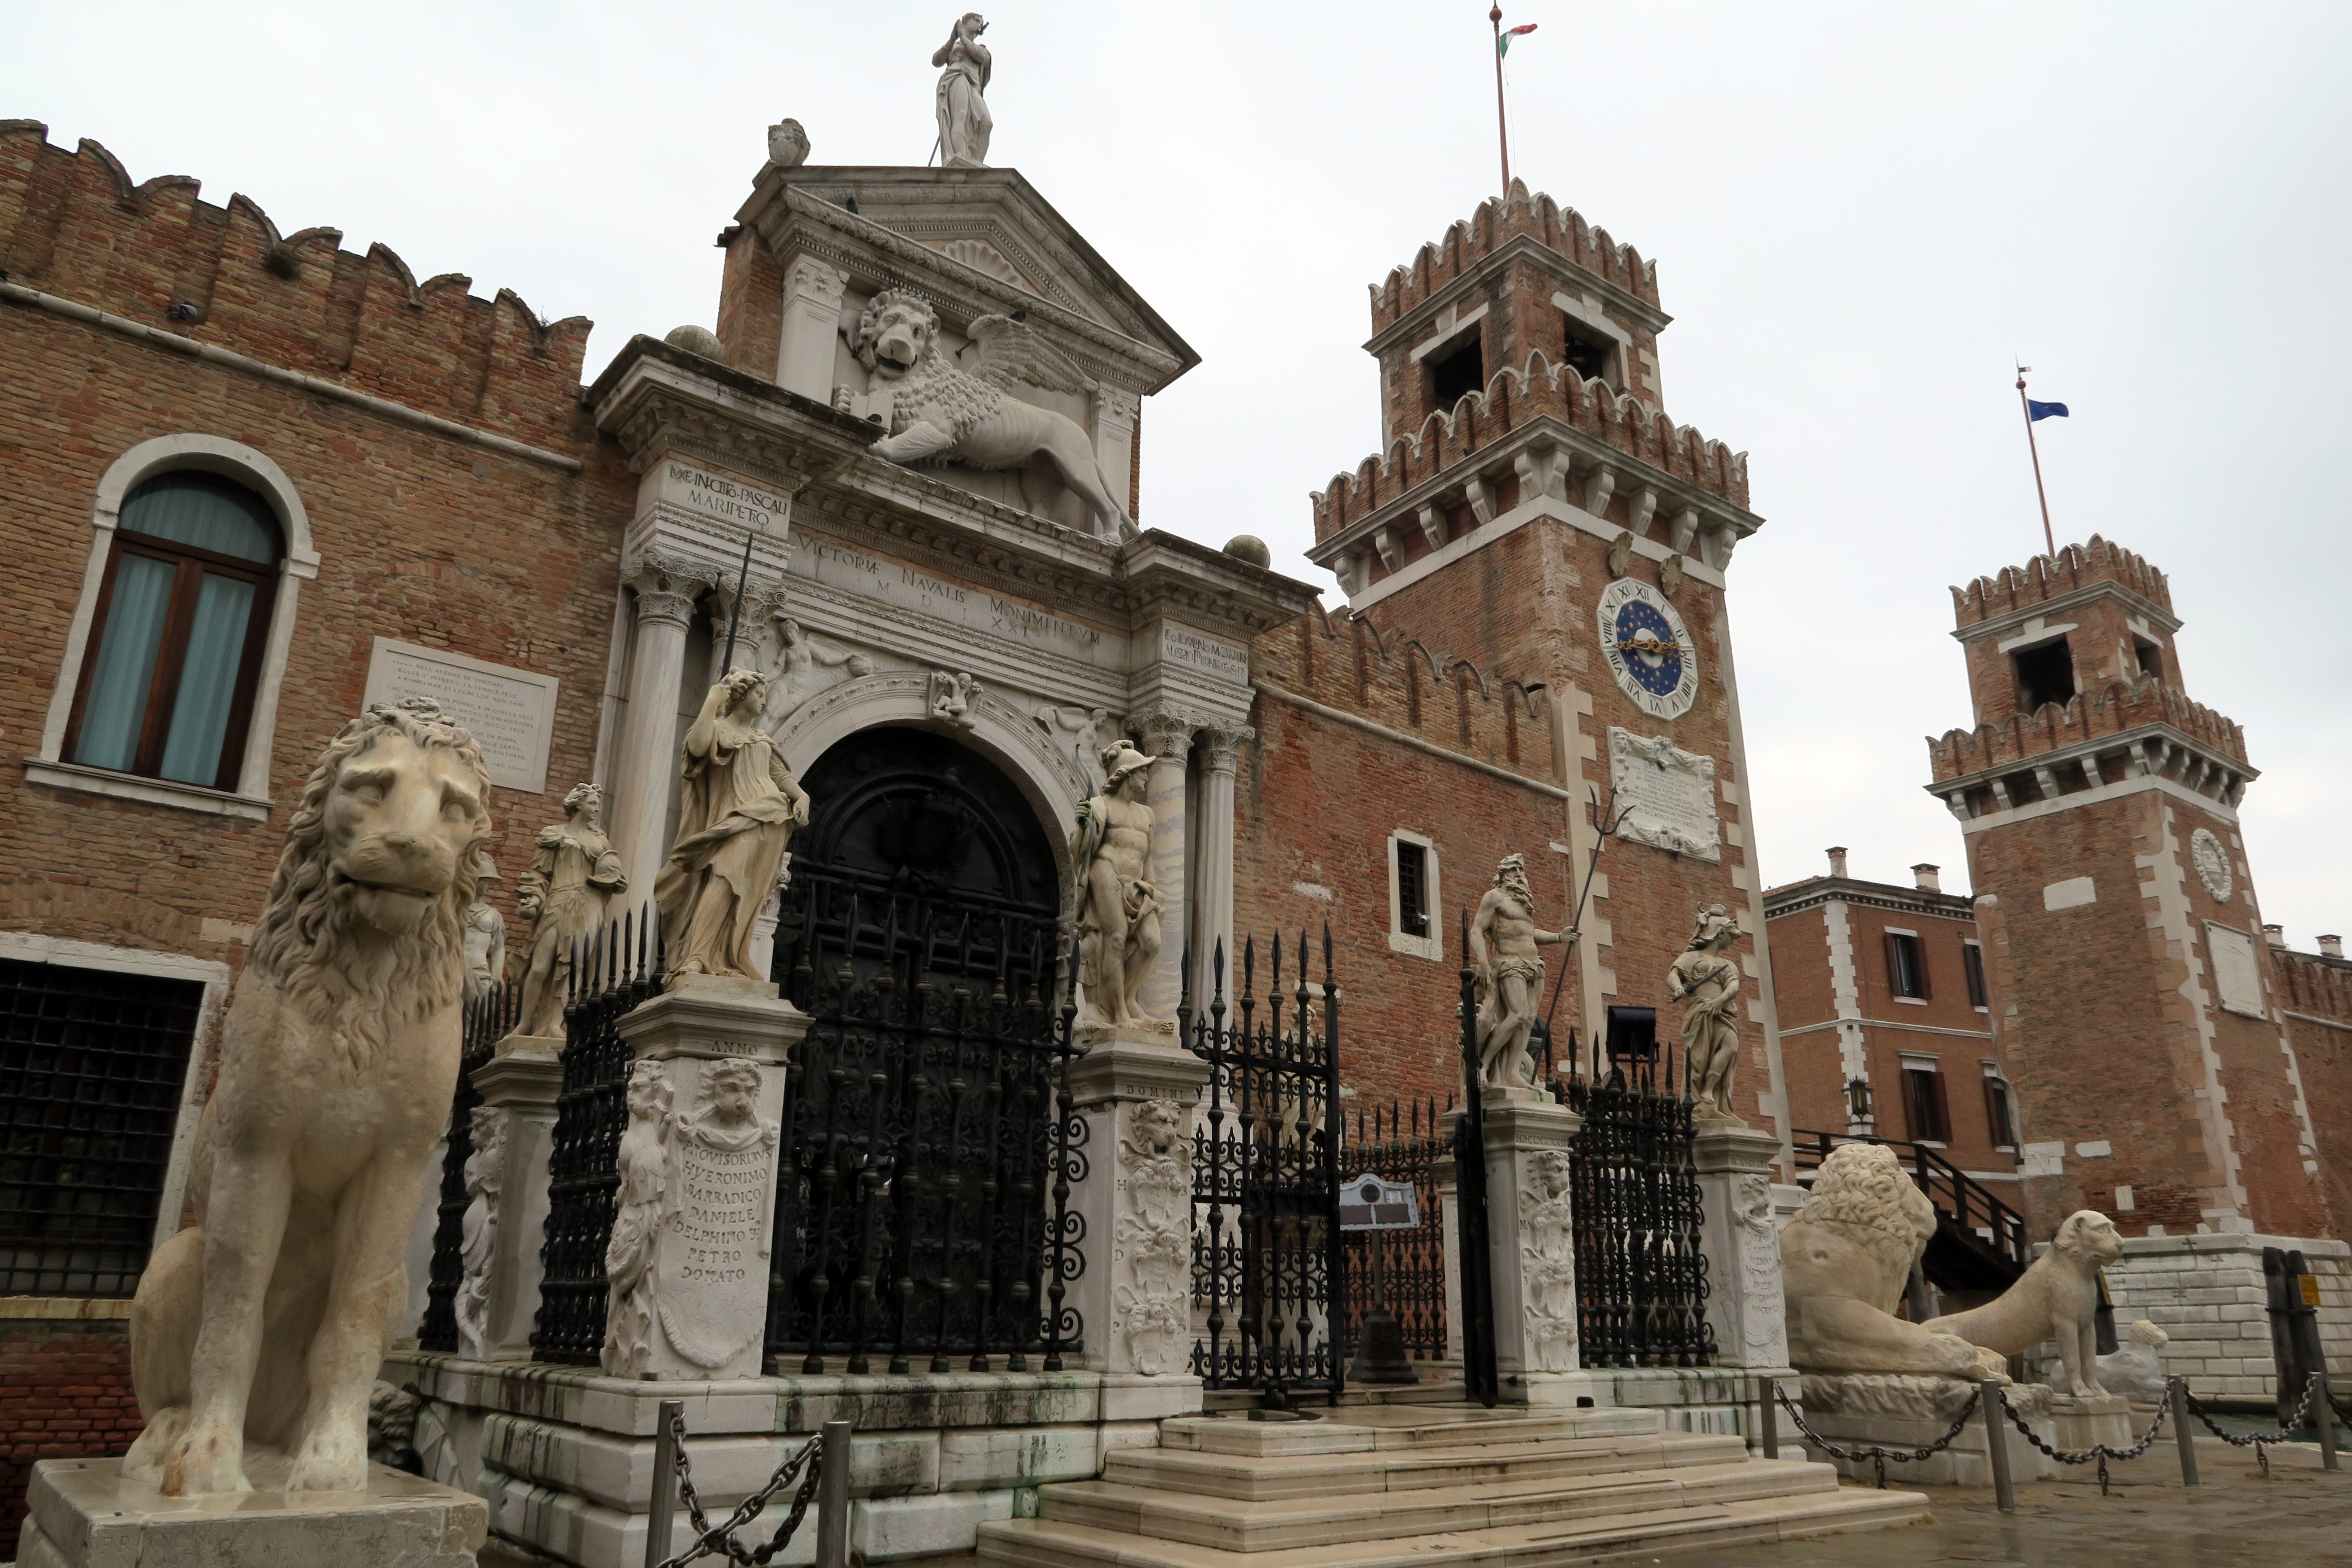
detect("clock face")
[2192,828,2233,902]
[1597,578,1700,720]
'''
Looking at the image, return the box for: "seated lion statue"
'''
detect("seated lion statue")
[1924,1209,2124,1396]
[847,289,1137,541]
[1781,1142,2003,1381]
[124,698,490,1495]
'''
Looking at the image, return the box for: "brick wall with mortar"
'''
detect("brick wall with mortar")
[2274,944,2352,1256]
[0,1305,138,1560]
[0,126,635,1541]
[1937,541,2337,1246]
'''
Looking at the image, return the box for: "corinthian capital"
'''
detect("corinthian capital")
[1132,709,1200,760]
[1199,723,1254,775]
[782,255,850,306]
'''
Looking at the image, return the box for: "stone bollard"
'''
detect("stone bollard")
[1065,1022,1210,1417]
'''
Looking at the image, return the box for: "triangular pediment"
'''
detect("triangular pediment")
[739,165,1197,393]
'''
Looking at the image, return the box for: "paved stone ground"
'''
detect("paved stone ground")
[1669,1441,2352,1568]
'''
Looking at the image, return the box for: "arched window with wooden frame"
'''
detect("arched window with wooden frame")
[63,472,283,791]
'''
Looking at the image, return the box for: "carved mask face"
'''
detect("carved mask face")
[328,731,485,934]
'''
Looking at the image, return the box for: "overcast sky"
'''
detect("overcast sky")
[11,3,2350,943]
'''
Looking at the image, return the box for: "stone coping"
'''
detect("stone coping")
[2115,1232,2349,1261]
[386,1352,1196,1437]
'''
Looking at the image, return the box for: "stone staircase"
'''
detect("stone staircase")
[976,1403,1927,1567]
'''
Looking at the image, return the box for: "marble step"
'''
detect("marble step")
[1037,1458,1837,1554]
[976,1485,1931,1568]
[1106,1431,1751,1501]
[1157,1406,1657,1457]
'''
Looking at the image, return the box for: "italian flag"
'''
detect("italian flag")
[1499,21,1537,55]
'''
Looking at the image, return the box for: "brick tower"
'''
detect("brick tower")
[1293,180,1786,1132]
[1926,536,2336,1243]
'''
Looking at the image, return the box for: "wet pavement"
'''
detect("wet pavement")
[1667,1440,2352,1567]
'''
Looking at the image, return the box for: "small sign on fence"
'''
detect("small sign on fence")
[2303,1274,2324,1308]
[1340,1174,1419,1231]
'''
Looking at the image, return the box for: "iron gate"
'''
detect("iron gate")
[418,979,516,1351]
[1186,933,1344,1408]
[1561,1036,1713,1368]
[1454,932,1498,1406]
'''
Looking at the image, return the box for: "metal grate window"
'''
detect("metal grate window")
[0,957,202,1296]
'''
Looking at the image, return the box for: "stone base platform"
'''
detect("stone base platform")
[21,1454,486,1568]
[977,1400,1925,1567]
[1791,1374,2061,1487]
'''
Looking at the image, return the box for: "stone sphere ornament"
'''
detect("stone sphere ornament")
[1222,534,1272,568]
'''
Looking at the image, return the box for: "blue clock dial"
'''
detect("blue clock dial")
[1612,602,1684,697]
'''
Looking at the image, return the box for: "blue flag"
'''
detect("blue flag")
[2027,399,2069,421]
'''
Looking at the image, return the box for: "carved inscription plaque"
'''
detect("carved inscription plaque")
[363,638,558,793]
[643,1059,781,1381]
[1158,625,1249,688]
[2206,922,2266,1019]
[1608,727,1721,863]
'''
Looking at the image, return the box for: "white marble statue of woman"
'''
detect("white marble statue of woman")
[932,13,992,168]
[655,668,810,985]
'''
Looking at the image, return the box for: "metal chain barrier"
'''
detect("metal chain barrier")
[2183,1372,2320,1479]
[1774,1386,1981,1490]
[1994,1385,2170,1495]
[657,1412,825,1568]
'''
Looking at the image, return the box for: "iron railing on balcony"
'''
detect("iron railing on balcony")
[1788,1128,2030,1275]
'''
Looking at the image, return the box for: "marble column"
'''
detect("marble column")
[1066,1027,1210,1418]
[1134,710,1197,1022]
[1692,1124,1793,1371]
[466,1038,566,1360]
[1191,723,1250,1003]
[775,256,850,403]
[609,571,701,893]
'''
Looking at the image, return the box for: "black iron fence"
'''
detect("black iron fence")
[1547,1026,1714,1369]
[1187,933,1344,1408]
[531,906,662,1366]
[417,980,517,1351]
[1338,1096,1451,1365]
[761,905,1083,1375]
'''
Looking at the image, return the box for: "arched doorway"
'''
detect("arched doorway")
[771,726,1063,998]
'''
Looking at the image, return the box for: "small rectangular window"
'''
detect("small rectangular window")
[1904,1065,1951,1143]
[1428,333,1485,410]
[2011,637,2076,713]
[1983,1076,2018,1148]
[1886,932,1930,1000]
[1396,841,1430,937]
[2134,639,2163,683]
[1561,315,1614,384]
[1963,943,1989,1008]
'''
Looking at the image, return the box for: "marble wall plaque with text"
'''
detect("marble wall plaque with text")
[363,638,559,793]
[2206,921,2266,1019]
[1608,726,1721,863]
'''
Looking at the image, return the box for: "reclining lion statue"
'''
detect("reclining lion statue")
[1781,1142,2004,1381]
[848,288,1137,541]
[125,698,490,1494]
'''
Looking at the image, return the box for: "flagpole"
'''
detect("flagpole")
[2015,368,2056,557]
[1490,6,1511,194]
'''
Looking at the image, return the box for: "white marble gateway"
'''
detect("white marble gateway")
[1607,727,1721,862]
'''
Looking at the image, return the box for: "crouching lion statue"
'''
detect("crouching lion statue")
[848,288,1137,541]
[1924,1209,2125,1396]
[1781,1142,2004,1381]
[125,698,491,1495]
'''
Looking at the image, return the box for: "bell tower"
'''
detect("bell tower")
[1299,180,1785,1131]
[1926,536,2334,1240]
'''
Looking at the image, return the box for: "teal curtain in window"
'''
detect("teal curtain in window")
[157,573,257,786]
[71,553,177,772]
[119,473,278,563]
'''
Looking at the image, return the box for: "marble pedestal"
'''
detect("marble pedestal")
[1691,1124,1793,1373]
[1442,1087,1588,1405]
[605,977,810,1381]
[21,1455,486,1568]
[1066,1023,1208,1415]
[1793,1374,2059,1485]
[464,1033,565,1360]
[2049,1390,2136,1450]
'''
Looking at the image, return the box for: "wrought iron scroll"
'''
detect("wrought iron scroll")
[1187,931,1346,1408]
[1455,912,1499,1407]
[762,902,1081,1374]
[417,979,516,1350]
[530,906,661,1365]
[1559,1029,1713,1369]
